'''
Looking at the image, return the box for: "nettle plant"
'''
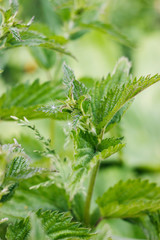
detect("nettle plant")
[0,61,160,239]
[1,1,160,240]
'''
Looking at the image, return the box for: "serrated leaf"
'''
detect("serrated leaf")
[0,4,73,58]
[97,179,160,219]
[63,63,87,99]
[5,31,74,58]
[5,156,44,181]
[6,210,93,240]
[6,217,30,240]
[92,142,125,163]
[0,79,67,121]
[91,60,160,134]
[63,63,76,88]
[10,27,21,41]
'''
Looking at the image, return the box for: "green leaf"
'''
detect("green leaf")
[92,138,125,163]
[97,179,160,219]
[29,47,56,69]
[80,21,134,47]
[93,221,112,240]
[63,63,76,89]
[29,23,67,44]
[0,4,73,58]
[5,31,74,58]
[91,60,160,134]
[134,211,160,240]
[63,63,87,99]
[69,130,124,196]
[29,213,46,240]
[10,0,19,15]
[6,210,93,240]
[0,177,69,220]
[0,79,68,121]
[0,141,46,203]
[6,217,30,240]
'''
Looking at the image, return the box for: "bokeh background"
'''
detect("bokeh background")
[0,0,160,238]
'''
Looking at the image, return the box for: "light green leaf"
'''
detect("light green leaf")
[0,79,68,121]
[92,142,125,163]
[63,63,76,89]
[10,0,19,15]
[0,177,69,220]
[5,31,74,58]
[97,179,160,219]
[80,21,134,47]
[0,142,46,203]
[0,4,73,58]
[30,47,56,69]
[63,63,87,99]
[29,23,67,45]
[29,213,46,240]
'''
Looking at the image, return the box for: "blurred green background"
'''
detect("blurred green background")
[0,0,160,238]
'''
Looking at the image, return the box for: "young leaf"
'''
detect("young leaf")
[91,68,160,135]
[9,0,19,15]
[69,130,124,196]
[0,3,73,58]
[63,63,88,99]
[97,179,160,219]
[0,141,46,203]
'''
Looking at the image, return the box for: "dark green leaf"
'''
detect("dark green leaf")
[6,210,93,240]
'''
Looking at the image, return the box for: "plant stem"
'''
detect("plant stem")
[84,160,100,225]
[50,119,55,147]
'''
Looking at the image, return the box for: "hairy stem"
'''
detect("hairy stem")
[84,160,100,225]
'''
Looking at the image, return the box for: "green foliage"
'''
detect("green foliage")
[39,60,160,201]
[6,210,93,240]
[91,58,160,135]
[0,79,68,120]
[0,140,46,204]
[134,211,160,240]
[97,179,160,218]
[0,1,160,239]
[0,1,73,57]
[6,217,30,240]
[79,21,133,47]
